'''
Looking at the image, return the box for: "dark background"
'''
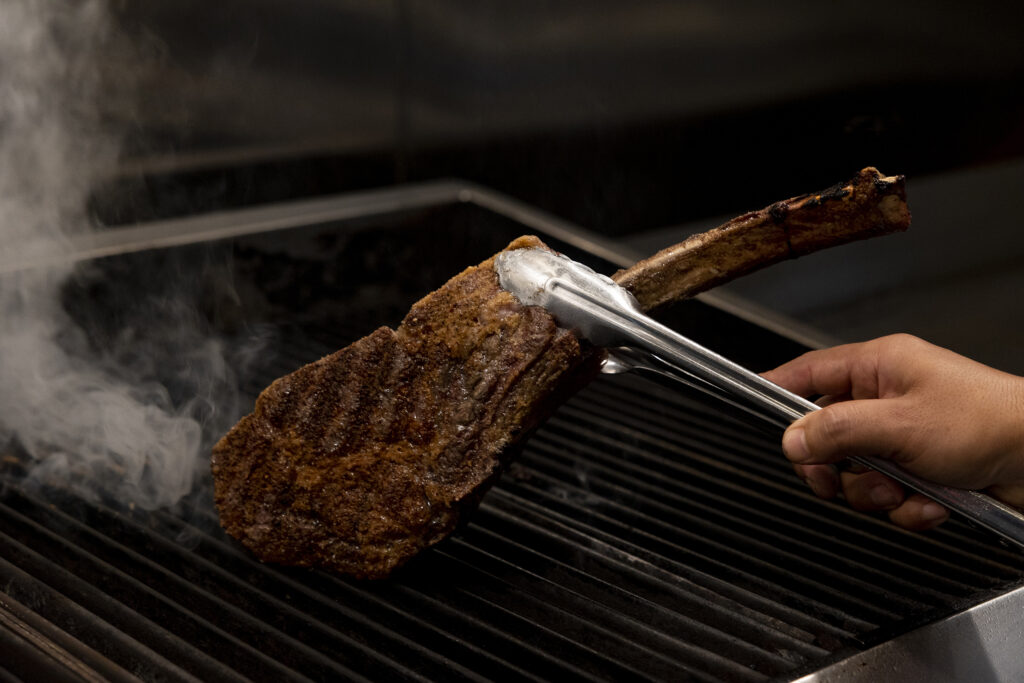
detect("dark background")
[91,0,1024,371]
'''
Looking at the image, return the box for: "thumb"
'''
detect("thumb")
[782,398,907,466]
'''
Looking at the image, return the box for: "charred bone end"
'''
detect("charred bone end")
[611,167,910,312]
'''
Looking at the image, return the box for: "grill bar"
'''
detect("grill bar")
[0,492,391,682]
[25,491,544,683]
[441,538,790,680]
[169,509,619,683]
[161,516,574,682]
[408,551,733,683]
[0,586,143,683]
[457,513,830,665]
[531,425,988,600]
[582,380,790,469]
[506,463,905,625]
[477,494,855,645]
[485,487,875,638]
[125,493,647,679]
[395,567,665,682]
[0,537,217,682]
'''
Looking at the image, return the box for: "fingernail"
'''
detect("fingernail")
[921,502,949,522]
[868,483,900,509]
[782,427,811,463]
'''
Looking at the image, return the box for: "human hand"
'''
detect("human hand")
[762,334,1024,531]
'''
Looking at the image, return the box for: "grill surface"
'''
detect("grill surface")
[2,195,1023,682]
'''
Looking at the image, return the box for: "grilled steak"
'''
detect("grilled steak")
[211,235,591,579]
[212,168,910,579]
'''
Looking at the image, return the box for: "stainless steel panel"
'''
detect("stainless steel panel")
[794,584,1024,683]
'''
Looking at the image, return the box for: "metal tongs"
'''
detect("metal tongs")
[495,247,1024,549]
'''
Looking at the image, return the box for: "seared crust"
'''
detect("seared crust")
[211,236,587,579]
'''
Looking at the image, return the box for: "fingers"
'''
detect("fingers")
[844,473,951,530]
[888,494,949,530]
[839,469,903,511]
[770,335,963,534]
[781,398,908,466]
[762,341,878,399]
[988,482,1024,511]
[796,465,906,510]
[800,466,950,531]
[764,334,935,401]
[793,463,839,499]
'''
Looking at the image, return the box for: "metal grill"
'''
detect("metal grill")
[2,192,1023,682]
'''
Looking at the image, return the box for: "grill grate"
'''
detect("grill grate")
[3,202,1024,681]
[5,371,1024,682]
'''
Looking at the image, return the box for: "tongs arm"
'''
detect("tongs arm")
[495,247,1024,550]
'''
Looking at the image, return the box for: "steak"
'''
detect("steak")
[211,235,591,579]
[212,168,910,579]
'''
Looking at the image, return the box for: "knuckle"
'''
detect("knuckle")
[813,406,854,451]
[883,332,920,346]
[874,333,921,356]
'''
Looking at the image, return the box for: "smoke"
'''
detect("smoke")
[0,0,246,510]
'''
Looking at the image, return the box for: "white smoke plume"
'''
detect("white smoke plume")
[0,0,243,509]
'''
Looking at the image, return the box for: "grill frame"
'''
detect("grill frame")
[2,181,1023,682]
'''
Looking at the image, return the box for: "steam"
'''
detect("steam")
[0,1,244,509]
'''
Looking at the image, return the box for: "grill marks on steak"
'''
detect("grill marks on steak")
[212,236,588,578]
[213,168,911,579]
